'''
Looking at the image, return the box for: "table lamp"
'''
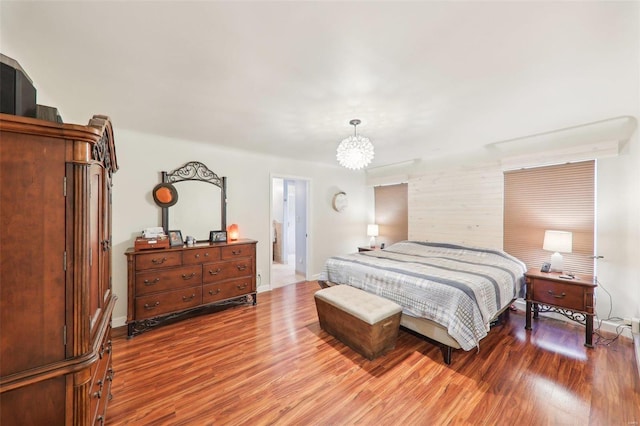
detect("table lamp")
[543,230,572,272]
[228,223,239,241]
[367,224,379,248]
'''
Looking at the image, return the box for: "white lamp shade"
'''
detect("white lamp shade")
[367,224,379,237]
[543,230,572,273]
[543,230,572,253]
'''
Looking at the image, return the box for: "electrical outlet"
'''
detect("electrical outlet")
[623,317,633,326]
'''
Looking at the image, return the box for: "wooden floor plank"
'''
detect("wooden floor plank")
[106,281,640,425]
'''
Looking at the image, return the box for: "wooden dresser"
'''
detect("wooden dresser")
[0,113,118,425]
[125,239,257,336]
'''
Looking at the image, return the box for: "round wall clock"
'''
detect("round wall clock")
[332,191,348,212]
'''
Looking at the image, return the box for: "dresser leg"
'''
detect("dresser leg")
[585,314,594,348]
[525,301,532,330]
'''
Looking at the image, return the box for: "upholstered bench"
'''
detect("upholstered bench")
[314,285,402,360]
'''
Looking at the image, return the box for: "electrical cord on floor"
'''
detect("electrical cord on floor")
[593,322,630,346]
[593,278,631,346]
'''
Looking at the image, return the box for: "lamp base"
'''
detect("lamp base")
[549,252,564,273]
[369,236,376,248]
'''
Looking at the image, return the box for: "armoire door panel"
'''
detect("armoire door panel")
[89,165,104,331]
[0,133,66,376]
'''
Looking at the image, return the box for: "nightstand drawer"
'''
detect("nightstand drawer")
[532,280,585,311]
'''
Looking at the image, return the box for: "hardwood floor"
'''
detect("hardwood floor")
[107,281,640,425]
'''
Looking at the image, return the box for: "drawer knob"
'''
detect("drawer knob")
[144,301,160,310]
[237,265,247,271]
[195,254,200,258]
[236,283,248,290]
[144,278,160,285]
[151,257,167,264]
[208,268,222,275]
[547,290,566,299]
[205,252,209,257]
[93,390,102,399]
[182,272,196,280]
[209,288,221,296]
[182,294,196,302]
[232,249,242,255]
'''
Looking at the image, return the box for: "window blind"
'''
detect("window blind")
[504,161,595,275]
[374,183,408,245]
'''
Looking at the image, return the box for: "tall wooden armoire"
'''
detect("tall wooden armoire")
[0,113,118,425]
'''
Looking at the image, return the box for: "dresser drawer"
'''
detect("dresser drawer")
[532,280,585,311]
[135,265,202,296]
[135,286,203,318]
[203,277,255,303]
[203,259,254,283]
[221,244,254,260]
[183,247,221,265]
[135,251,182,271]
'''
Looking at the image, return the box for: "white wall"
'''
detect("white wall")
[111,129,372,325]
[597,132,640,321]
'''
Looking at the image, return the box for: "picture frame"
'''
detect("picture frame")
[209,230,227,243]
[540,262,551,273]
[168,230,184,247]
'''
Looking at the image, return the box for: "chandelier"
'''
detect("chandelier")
[336,119,374,170]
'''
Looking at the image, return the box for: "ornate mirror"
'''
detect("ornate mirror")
[159,161,227,242]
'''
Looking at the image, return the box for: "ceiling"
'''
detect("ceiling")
[1,1,637,169]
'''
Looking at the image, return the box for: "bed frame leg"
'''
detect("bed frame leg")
[442,345,452,365]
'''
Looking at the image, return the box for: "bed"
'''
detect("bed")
[318,241,527,364]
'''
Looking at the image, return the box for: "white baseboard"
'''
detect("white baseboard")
[112,315,127,328]
[511,299,633,340]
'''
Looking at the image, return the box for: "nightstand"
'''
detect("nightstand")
[524,268,597,347]
[358,246,380,252]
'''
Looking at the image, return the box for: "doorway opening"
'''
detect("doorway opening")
[271,176,309,288]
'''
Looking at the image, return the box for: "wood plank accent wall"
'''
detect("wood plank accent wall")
[408,163,504,249]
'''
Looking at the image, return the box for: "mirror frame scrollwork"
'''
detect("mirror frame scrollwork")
[160,161,227,239]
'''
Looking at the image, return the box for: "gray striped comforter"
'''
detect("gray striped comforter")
[319,241,527,351]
